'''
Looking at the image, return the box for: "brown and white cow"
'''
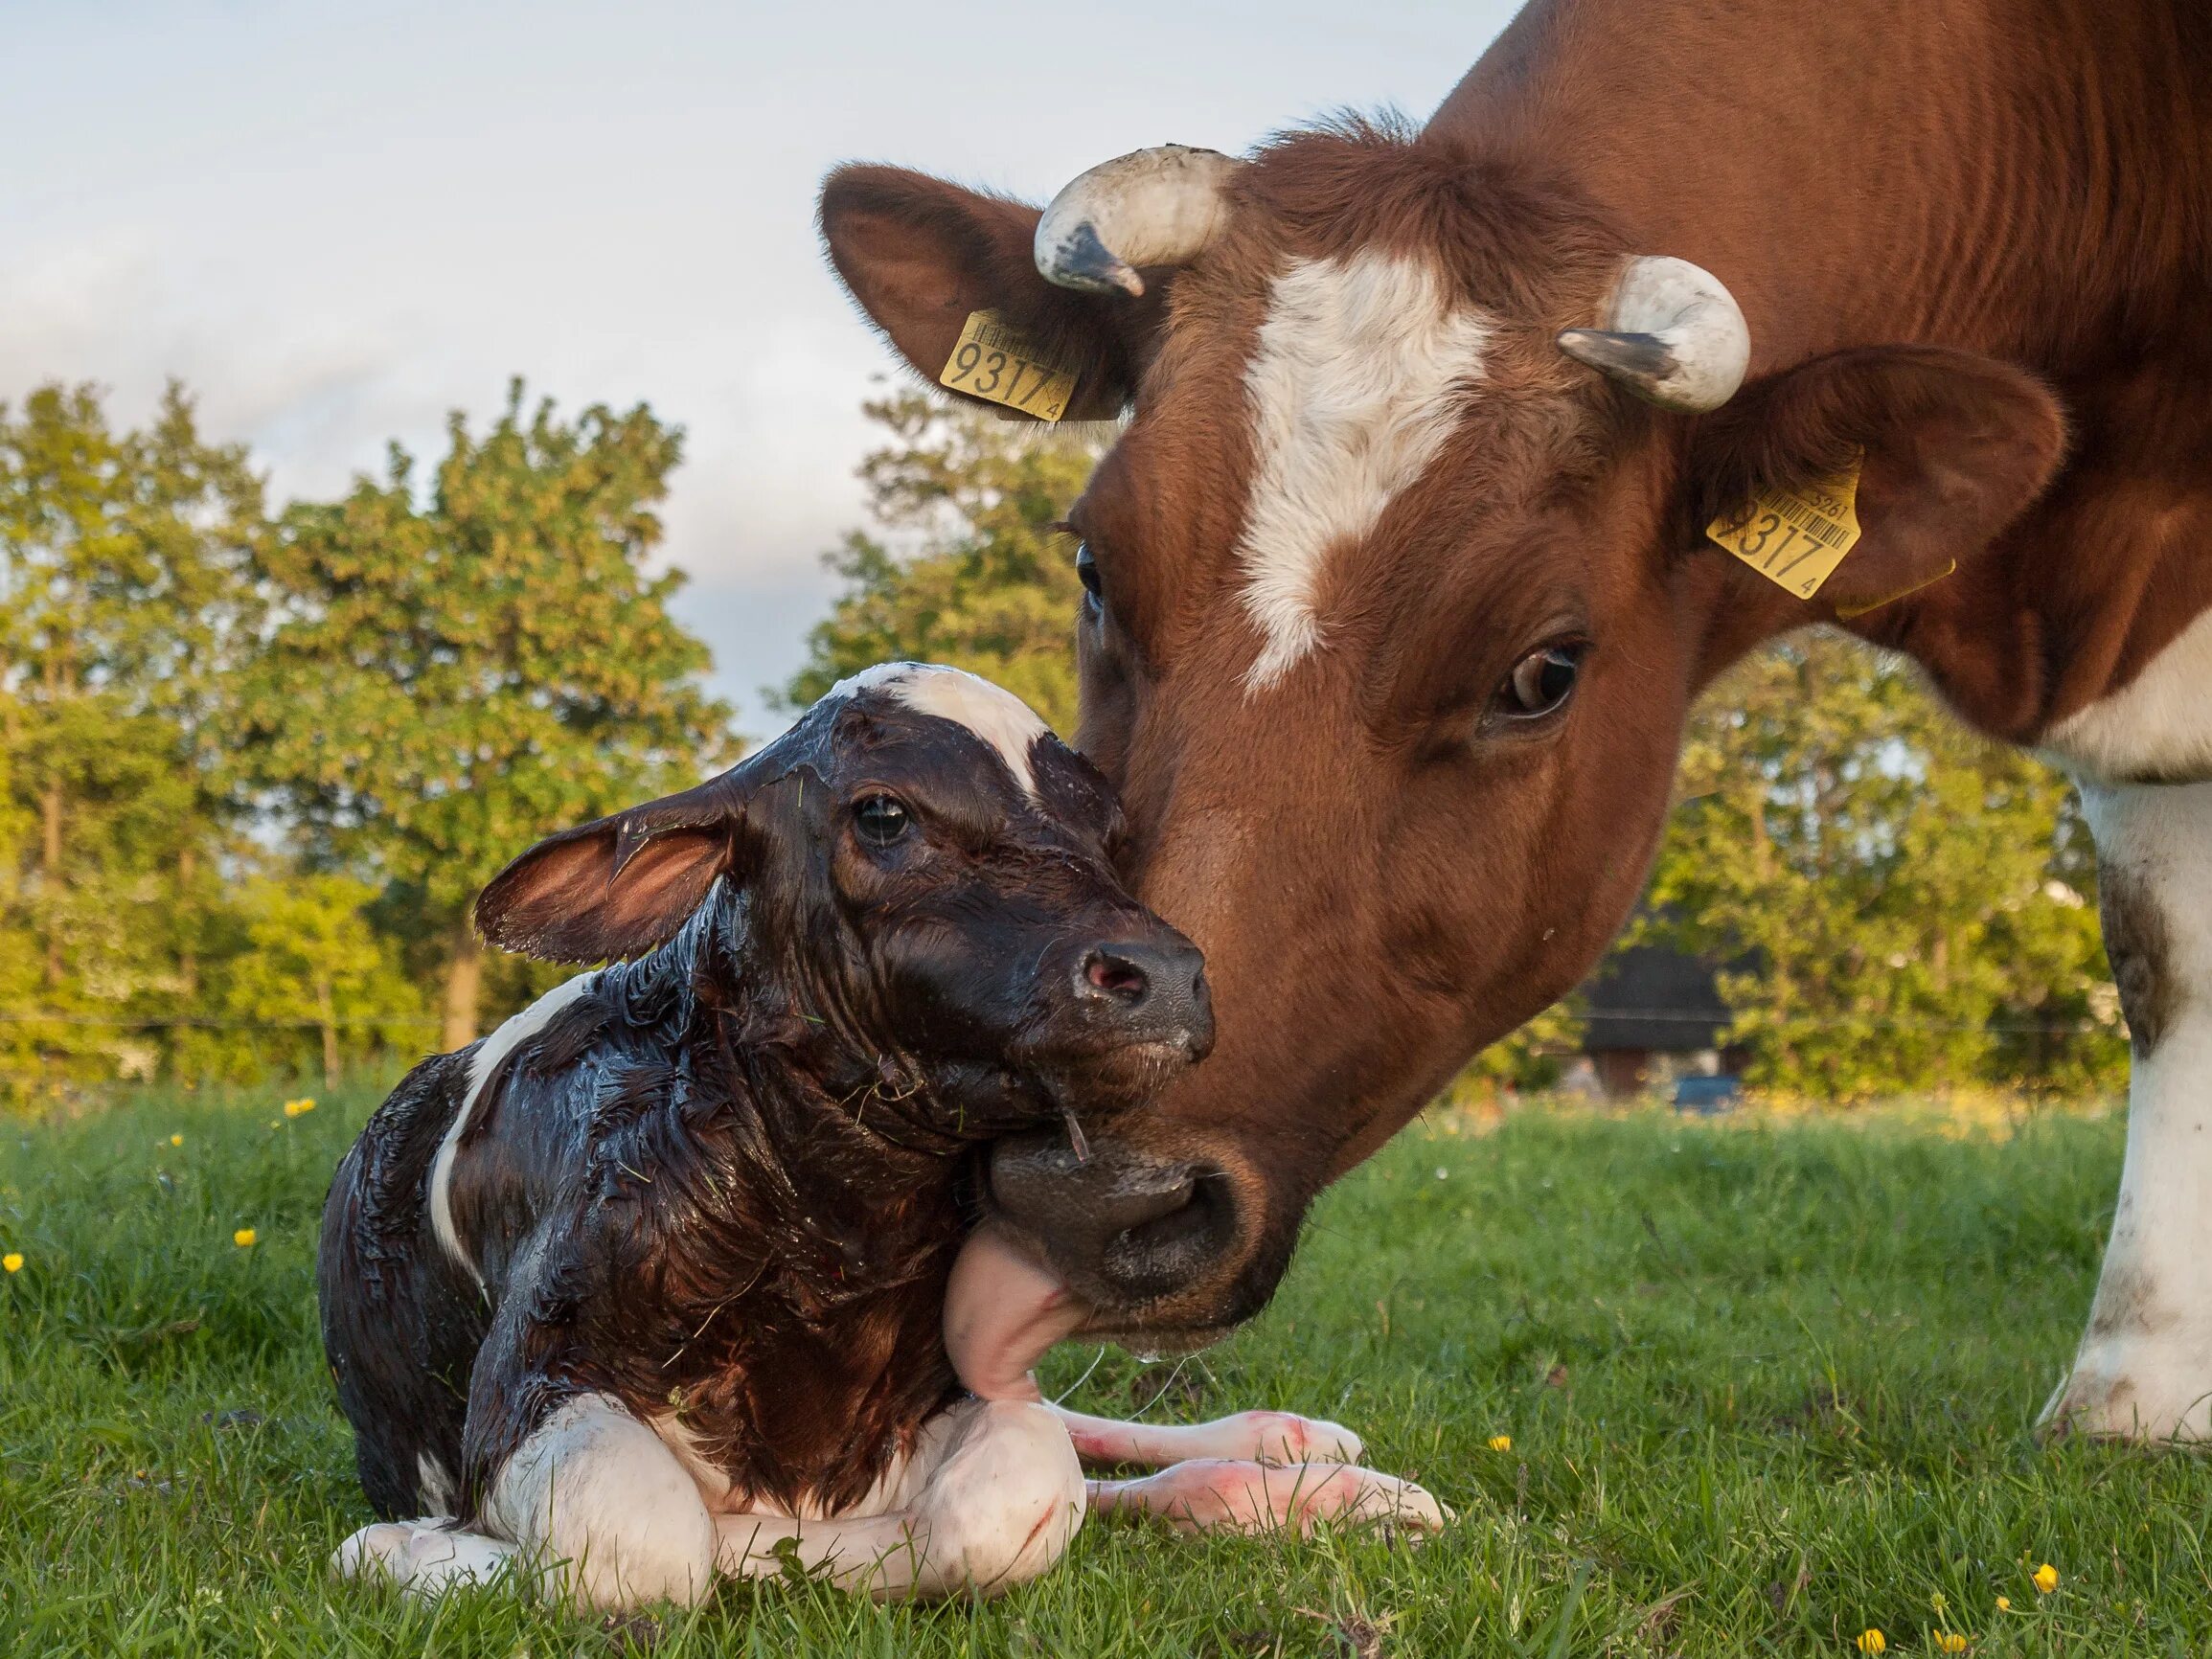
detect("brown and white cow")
[821,0,2212,1439]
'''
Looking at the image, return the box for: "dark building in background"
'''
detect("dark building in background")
[1575,942,1740,1100]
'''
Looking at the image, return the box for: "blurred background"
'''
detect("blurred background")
[0,0,2124,1102]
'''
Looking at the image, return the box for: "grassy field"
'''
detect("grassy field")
[3,1084,2206,1657]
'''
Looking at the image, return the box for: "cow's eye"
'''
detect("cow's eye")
[854,794,911,847]
[1496,643,1585,721]
[1074,541,1102,602]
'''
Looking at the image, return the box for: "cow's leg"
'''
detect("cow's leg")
[713,1397,1083,1600]
[2046,779,2212,1439]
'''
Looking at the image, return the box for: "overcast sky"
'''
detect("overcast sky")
[5,0,1516,740]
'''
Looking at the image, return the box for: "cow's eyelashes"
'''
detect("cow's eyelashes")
[1489,641,1587,726]
[853,794,912,848]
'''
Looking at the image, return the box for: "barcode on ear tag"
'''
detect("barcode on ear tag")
[939,310,1081,422]
[1706,456,1864,599]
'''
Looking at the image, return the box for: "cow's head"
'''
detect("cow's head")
[821,123,2064,1345]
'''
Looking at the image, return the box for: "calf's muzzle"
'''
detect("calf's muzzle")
[1073,937,1213,1057]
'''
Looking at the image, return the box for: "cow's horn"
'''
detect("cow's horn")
[1034,145,1243,297]
[1556,256,1750,413]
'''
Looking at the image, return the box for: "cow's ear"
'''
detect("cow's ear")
[1687,346,2066,616]
[819,165,1162,420]
[474,773,752,965]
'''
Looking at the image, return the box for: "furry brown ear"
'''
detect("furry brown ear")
[474,774,749,964]
[1689,346,2066,615]
[818,164,1163,421]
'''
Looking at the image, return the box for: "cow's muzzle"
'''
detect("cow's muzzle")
[984,1131,1248,1329]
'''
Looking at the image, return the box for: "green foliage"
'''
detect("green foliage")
[781,389,1105,734]
[1647,631,2125,1099]
[232,379,738,1045]
[0,381,736,1095]
[0,384,278,1093]
[3,1088,2201,1653]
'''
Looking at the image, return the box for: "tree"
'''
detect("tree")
[1644,630,2125,1099]
[781,390,1106,734]
[219,875,424,1086]
[234,382,737,1049]
[0,384,263,1090]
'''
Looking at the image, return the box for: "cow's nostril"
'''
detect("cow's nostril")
[1084,949,1151,1003]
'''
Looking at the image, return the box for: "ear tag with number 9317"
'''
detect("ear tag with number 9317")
[939,310,1081,422]
[1706,456,1864,599]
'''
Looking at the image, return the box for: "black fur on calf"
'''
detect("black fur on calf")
[318,666,1211,1527]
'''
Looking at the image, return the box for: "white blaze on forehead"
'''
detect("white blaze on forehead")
[829,662,1050,800]
[428,968,599,1288]
[1236,250,1494,692]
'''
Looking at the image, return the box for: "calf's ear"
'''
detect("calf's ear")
[474,774,751,965]
[1687,346,2066,615]
[819,165,1161,420]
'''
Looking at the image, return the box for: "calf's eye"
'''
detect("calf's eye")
[1074,541,1102,602]
[854,794,911,848]
[1497,643,1586,721]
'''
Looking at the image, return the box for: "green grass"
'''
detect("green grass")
[2,1084,2206,1656]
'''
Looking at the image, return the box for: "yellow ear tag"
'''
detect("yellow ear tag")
[939,310,1081,422]
[1706,456,1863,600]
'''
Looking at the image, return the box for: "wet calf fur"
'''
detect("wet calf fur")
[317,664,1213,1599]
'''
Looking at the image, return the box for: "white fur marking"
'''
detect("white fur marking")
[2042,606,2212,783]
[482,1392,716,1607]
[2047,780,2212,1437]
[829,662,1050,800]
[417,1451,458,1517]
[1234,252,1494,691]
[428,970,599,1287]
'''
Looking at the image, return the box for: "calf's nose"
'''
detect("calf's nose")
[1075,939,1214,1057]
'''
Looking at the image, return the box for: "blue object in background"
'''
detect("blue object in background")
[1673,1074,1743,1115]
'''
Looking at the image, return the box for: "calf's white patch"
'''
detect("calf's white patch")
[428,970,599,1286]
[830,662,1049,800]
[1235,251,1493,692]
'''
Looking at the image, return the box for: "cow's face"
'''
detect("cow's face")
[821,126,2064,1342]
[475,663,1213,1144]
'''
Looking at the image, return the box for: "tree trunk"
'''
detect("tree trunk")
[442,927,485,1052]
[177,845,198,999]
[40,784,62,988]
[316,975,340,1087]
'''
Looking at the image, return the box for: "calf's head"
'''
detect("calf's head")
[476,662,1212,1141]
[823,125,2067,1343]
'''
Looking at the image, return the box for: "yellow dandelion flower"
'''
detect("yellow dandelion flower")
[170,1133,183,1147]
[2,1252,21,1273]
[284,1098,316,1118]
[233,1228,258,1248]
[1856,1628,1885,1654]
[1935,1633,1968,1653]
[2032,1563,2058,1595]
[1995,1596,2010,1612]
[1488,1435,1512,1452]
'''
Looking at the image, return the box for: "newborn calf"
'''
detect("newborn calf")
[320,664,1441,1610]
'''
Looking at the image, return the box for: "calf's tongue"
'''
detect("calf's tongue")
[944,1224,1091,1401]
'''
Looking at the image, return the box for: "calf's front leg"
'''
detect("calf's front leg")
[714,1397,1083,1599]
[334,1392,718,1609]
